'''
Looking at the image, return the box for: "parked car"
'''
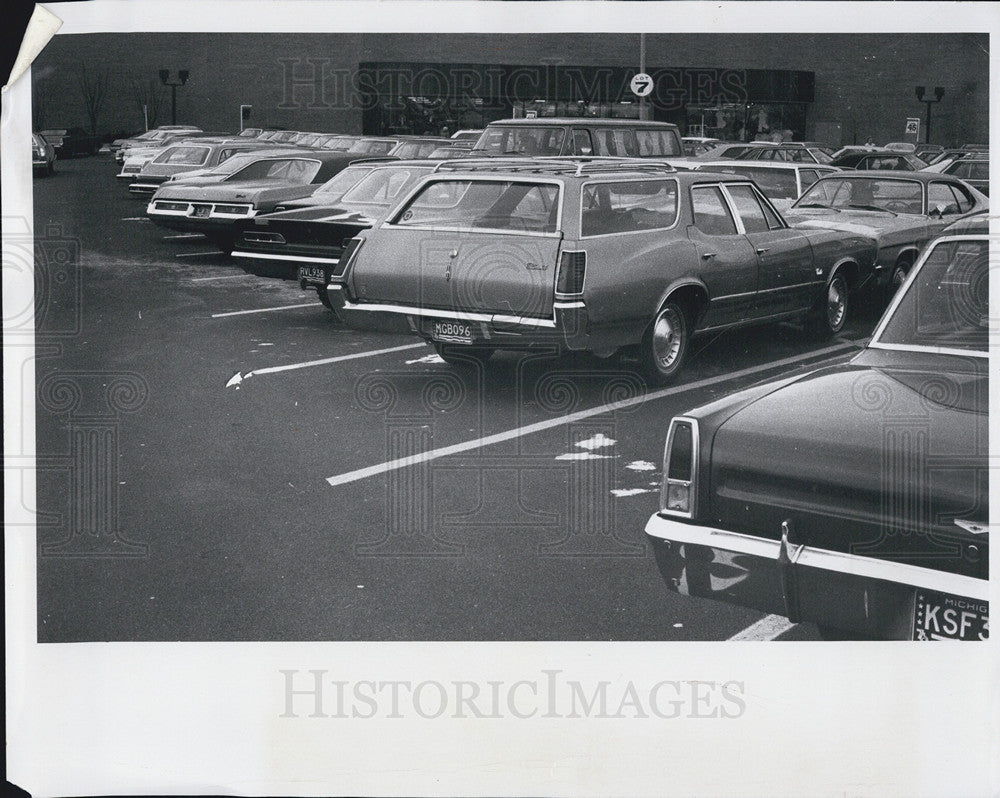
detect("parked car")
[111,126,202,158]
[40,127,101,157]
[32,133,57,175]
[741,143,835,164]
[326,158,876,383]
[693,142,779,161]
[785,170,988,292]
[942,157,989,195]
[231,160,445,304]
[451,129,484,141]
[682,136,722,156]
[692,161,839,211]
[914,144,944,161]
[146,151,365,252]
[344,137,403,156]
[156,148,304,186]
[470,118,683,159]
[830,150,927,170]
[644,215,988,640]
[126,140,280,196]
[883,141,917,153]
[425,142,475,159]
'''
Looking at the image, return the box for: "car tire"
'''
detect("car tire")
[47,161,55,176]
[432,341,495,367]
[640,301,689,386]
[807,271,849,338]
[317,286,333,309]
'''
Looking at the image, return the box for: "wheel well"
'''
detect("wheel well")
[662,285,709,328]
[830,260,858,290]
[894,249,918,269]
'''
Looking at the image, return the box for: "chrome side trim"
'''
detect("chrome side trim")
[231,251,341,265]
[644,515,988,601]
[339,300,563,329]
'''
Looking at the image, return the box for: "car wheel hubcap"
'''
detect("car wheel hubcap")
[827,278,846,329]
[892,268,906,291]
[652,308,683,370]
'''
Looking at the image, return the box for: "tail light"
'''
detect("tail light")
[556,250,586,296]
[659,417,699,518]
[331,236,364,278]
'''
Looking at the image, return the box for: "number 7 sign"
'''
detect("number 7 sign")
[630,72,654,97]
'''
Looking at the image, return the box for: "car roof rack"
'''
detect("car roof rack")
[431,156,677,176]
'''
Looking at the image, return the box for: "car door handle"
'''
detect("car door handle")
[756,247,770,255]
[701,252,717,260]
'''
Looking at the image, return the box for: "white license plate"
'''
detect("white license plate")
[912,589,988,641]
[431,321,473,344]
[299,266,325,283]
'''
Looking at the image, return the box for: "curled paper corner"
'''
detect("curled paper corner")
[5,4,62,89]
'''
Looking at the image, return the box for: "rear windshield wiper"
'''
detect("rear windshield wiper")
[795,202,839,211]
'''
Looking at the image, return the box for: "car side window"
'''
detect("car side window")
[928,182,961,216]
[581,179,678,236]
[691,186,739,236]
[571,129,594,156]
[799,169,820,191]
[947,181,975,212]
[723,184,770,233]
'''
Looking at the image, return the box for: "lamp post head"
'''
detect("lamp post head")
[934,86,945,101]
[159,69,170,85]
[178,70,190,85]
[915,86,925,101]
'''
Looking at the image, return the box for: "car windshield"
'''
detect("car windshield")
[394,179,560,233]
[472,126,567,156]
[388,141,440,159]
[874,238,988,353]
[794,177,924,214]
[152,146,210,165]
[227,158,321,183]
[339,167,434,208]
[312,165,378,199]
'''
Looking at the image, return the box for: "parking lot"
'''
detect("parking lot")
[34,153,888,642]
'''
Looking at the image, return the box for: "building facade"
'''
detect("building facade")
[32,32,989,147]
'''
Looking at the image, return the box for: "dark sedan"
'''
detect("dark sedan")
[231,161,443,306]
[40,127,101,157]
[146,151,364,252]
[645,216,988,640]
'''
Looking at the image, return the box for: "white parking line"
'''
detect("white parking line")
[728,614,796,641]
[121,216,149,221]
[325,339,860,487]
[244,343,427,378]
[211,302,321,318]
[176,251,223,258]
[164,233,203,239]
[188,274,249,282]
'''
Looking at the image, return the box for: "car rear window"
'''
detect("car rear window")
[581,179,678,236]
[340,167,433,206]
[594,128,683,158]
[473,127,567,156]
[228,158,321,183]
[721,166,798,199]
[394,180,561,233]
[154,146,210,165]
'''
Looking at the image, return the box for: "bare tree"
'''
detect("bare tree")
[32,78,51,130]
[78,63,110,135]
[131,76,166,130]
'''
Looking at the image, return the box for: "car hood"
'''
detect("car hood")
[785,209,928,244]
[704,348,988,572]
[153,180,306,203]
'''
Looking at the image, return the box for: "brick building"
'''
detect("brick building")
[32,32,988,147]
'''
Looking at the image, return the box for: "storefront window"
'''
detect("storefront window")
[685,102,807,142]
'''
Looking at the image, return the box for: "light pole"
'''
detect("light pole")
[159,69,190,125]
[915,86,944,144]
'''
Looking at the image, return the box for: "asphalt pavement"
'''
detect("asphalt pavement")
[32,155,886,641]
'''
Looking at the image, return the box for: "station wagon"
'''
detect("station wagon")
[327,158,877,383]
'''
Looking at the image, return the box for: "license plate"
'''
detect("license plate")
[192,205,211,218]
[912,589,988,641]
[431,321,473,344]
[299,266,326,283]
